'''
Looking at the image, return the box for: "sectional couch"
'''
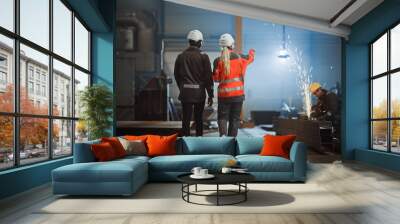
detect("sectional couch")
[52,137,307,196]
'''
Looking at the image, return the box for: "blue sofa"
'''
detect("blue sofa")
[52,137,307,196]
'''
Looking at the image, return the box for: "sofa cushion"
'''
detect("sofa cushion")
[115,155,150,164]
[236,137,263,155]
[101,137,127,158]
[124,135,149,142]
[118,137,147,156]
[91,142,118,161]
[53,158,147,183]
[260,135,296,159]
[147,134,178,157]
[236,155,293,172]
[181,137,235,155]
[149,154,235,172]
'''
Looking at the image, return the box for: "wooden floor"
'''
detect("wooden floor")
[1,161,400,224]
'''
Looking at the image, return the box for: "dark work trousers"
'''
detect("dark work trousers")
[181,101,205,136]
[217,101,243,137]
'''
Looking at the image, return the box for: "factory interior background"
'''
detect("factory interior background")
[115,0,342,159]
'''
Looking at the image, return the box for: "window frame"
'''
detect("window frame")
[370,20,400,154]
[0,0,92,171]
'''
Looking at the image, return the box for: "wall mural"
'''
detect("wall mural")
[115,0,342,155]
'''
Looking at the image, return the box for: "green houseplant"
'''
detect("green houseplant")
[79,84,113,140]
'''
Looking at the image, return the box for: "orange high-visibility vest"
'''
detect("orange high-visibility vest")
[213,49,255,98]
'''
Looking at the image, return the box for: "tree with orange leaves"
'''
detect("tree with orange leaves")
[0,84,59,151]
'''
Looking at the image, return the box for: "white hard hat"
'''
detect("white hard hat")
[187,30,203,42]
[219,33,234,47]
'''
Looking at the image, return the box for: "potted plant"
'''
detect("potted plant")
[79,84,113,140]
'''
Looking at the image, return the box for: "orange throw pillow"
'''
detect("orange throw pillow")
[146,134,178,157]
[260,135,296,159]
[91,142,117,161]
[124,135,148,141]
[101,137,127,158]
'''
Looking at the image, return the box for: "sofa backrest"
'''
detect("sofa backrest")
[73,139,100,163]
[236,137,263,155]
[179,137,236,155]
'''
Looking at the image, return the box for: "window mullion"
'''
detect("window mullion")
[13,0,20,167]
[387,30,391,152]
[71,10,76,153]
[48,0,54,160]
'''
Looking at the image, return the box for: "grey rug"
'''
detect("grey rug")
[38,183,361,214]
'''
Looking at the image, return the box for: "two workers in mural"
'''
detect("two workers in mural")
[174,30,255,137]
[175,30,339,138]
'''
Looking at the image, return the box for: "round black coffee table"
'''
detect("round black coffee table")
[177,173,255,206]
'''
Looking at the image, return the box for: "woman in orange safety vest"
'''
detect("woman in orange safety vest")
[213,33,255,137]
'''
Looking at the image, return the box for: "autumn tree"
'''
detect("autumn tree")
[0,85,14,151]
[372,99,400,143]
[0,84,59,152]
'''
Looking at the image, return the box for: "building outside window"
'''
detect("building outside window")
[28,66,34,80]
[0,71,6,85]
[28,81,34,94]
[370,23,400,154]
[35,83,40,95]
[0,54,7,89]
[42,85,46,97]
[41,73,46,83]
[0,0,92,170]
[35,70,40,81]
[0,55,7,67]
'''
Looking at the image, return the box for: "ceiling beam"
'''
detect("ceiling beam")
[164,0,351,38]
[330,0,368,27]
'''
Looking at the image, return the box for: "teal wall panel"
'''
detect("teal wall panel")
[344,0,400,171]
[0,158,72,199]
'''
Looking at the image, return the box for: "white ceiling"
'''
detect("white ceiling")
[164,0,384,38]
[224,0,353,23]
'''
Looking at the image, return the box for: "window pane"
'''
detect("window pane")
[53,59,72,117]
[53,0,72,60]
[75,18,89,70]
[391,120,400,153]
[0,116,14,170]
[0,35,14,112]
[372,77,387,119]
[20,0,49,49]
[372,121,388,151]
[20,44,49,115]
[53,119,72,157]
[372,33,387,76]
[391,24,400,70]
[20,117,49,165]
[75,120,88,143]
[391,72,400,118]
[0,0,14,31]
[74,69,89,118]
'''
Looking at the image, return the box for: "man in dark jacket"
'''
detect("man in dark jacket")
[309,82,339,122]
[174,30,214,136]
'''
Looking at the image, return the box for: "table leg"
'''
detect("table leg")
[187,184,190,202]
[245,183,247,201]
[181,184,183,199]
[217,184,219,206]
